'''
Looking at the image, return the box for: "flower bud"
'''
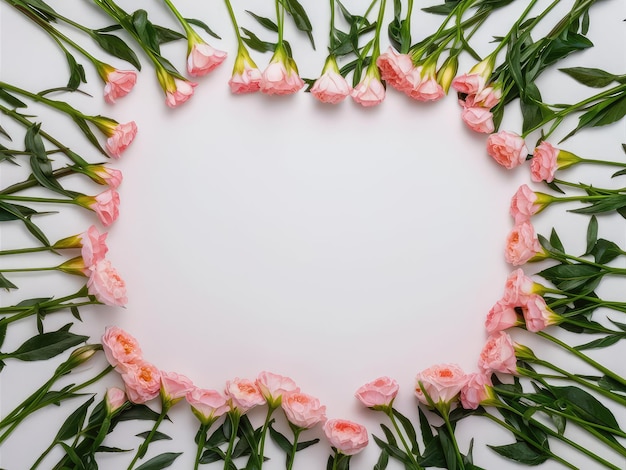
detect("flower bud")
[437,55,458,94]
[57,344,102,374]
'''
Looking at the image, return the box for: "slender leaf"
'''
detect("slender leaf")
[135,452,182,470]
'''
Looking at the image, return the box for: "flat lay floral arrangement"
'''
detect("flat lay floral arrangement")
[0,0,625,469]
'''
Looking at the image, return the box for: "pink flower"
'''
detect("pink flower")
[505,221,543,266]
[260,45,304,96]
[186,387,229,425]
[104,121,137,159]
[160,371,195,407]
[225,378,265,412]
[101,325,142,371]
[323,419,368,455]
[452,73,485,95]
[281,392,327,429]
[187,42,227,77]
[354,376,399,409]
[165,78,197,108]
[256,371,299,408]
[75,189,120,226]
[376,47,415,92]
[461,107,494,133]
[530,141,559,182]
[460,373,494,410]
[105,387,127,414]
[522,294,559,332]
[351,69,385,107]
[486,131,528,169]
[88,165,123,189]
[103,69,137,104]
[485,299,519,334]
[407,71,445,102]
[414,364,467,407]
[121,361,162,404]
[478,331,518,375]
[87,259,127,306]
[311,56,351,104]
[503,268,536,305]
[80,225,109,266]
[509,184,542,224]
[229,46,262,94]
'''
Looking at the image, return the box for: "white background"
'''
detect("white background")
[0,0,625,469]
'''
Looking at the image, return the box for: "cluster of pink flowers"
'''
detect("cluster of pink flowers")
[486,269,559,334]
[453,77,501,134]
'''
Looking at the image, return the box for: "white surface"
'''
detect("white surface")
[0,1,625,469]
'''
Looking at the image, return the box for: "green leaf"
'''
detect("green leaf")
[135,452,182,470]
[185,18,221,39]
[570,193,626,215]
[25,124,70,197]
[590,238,623,264]
[418,434,447,468]
[281,0,315,49]
[199,447,225,464]
[488,442,549,465]
[551,386,621,430]
[269,423,292,456]
[560,67,618,88]
[55,396,95,441]
[418,406,434,446]
[7,326,88,361]
[575,334,622,351]
[372,434,412,465]
[563,93,626,141]
[598,375,626,393]
[0,273,18,290]
[0,203,41,222]
[153,25,185,45]
[296,438,319,451]
[0,322,7,349]
[245,11,278,32]
[541,32,593,66]
[548,228,565,253]
[116,404,162,423]
[91,32,141,70]
[132,10,161,53]
[538,263,603,292]
[241,28,276,53]
[584,216,598,254]
[392,408,419,455]
[135,431,172,441]
[61,46,87,90]
[0,89,27,108]
[374,449,389,470]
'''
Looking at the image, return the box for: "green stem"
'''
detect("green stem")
[222,0,243,45]
[0,266,59,274]
[258,406,275,469]
[577,157,626,168]
[387,408,422,469]
[0,246,60,256]
[536,331,626,386]
[127,404,170,470]
[29,438,57,469]
[223,411,241,470]
[0,194,76,205]
[441,411,465,470]
[162,0,195,40]
[552,179,625,194]
[286,425,302,470]
[193,423,209,470]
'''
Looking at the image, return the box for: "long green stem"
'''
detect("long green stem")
[0,194,76,204]
[223,411,241,470]
[127,404,170,470]
[258,406,275,469]
[441,411,465,470]
[286,425,302,470]
[387,409,422,469]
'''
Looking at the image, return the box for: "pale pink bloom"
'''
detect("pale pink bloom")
[260,48,304,96]
[225,378,265,412]
[510,184,541,224]
[351,70,385,107]
[76,189,120,226]
[376,47,415,92]
[311,69,351,104]
[187,42,227,77]
[451,73,485,95]
[186,387,229,425]
[408,75,445,102]
[105,121,137,159]
[324,419,368,455]
[87,259,127,306]
[522,294,559,332]
[89,165,123,189]
[161,371,195,407]
[486,131,528,169]
[485,299,519,334]
[460,373,493,410]
[80,225,108,267]
[101,325,142,371]
[466,85,501,109]
[461,107,494,133]
[415,364,467,406]
[505,221,542,266]
[530,141,559,182]
[229,47,262,94]
[502,268,535,305]
[354,376,399,408]
[121,361,162,404]
[478,331,518,375]
[256,371,299,408]
[165,78,197,108]
[103,69,137,104]
[282,392,327,429]
[105,387,127,414]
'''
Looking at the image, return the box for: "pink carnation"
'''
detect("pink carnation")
[121,361,161,404]
[376,47,415,92]
[510,184,541,224]
[530,141,559,182]
[503,268,535,305]
[256,371,299,407]
[486,131,528,169]
[101,325,142,371]
[105,121,137,159]
[80,225,108,266]
[78,189,120,227]
[186,387,229,425]
[485,299,519,334]
[225,378,265,412]
[103,69,137,104]
[522,294,558,332]
[407,76,445,102]
[323,419,368,455]
[187,42,227,77]
[260,57,304,96]
[351,71,385,107]
[460,373,493,410]
[451,73,485,95]
[89,165,123,189]
[505,221,542,266]
[461,107,494,133]
[282,392,327,429]
[478,331,518,375]
[161,371,195,406]
[105,387,127,414]
[165,78,197,107]
[354,376,399,408]
[311,69,351,104]
[87,259,127,306]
